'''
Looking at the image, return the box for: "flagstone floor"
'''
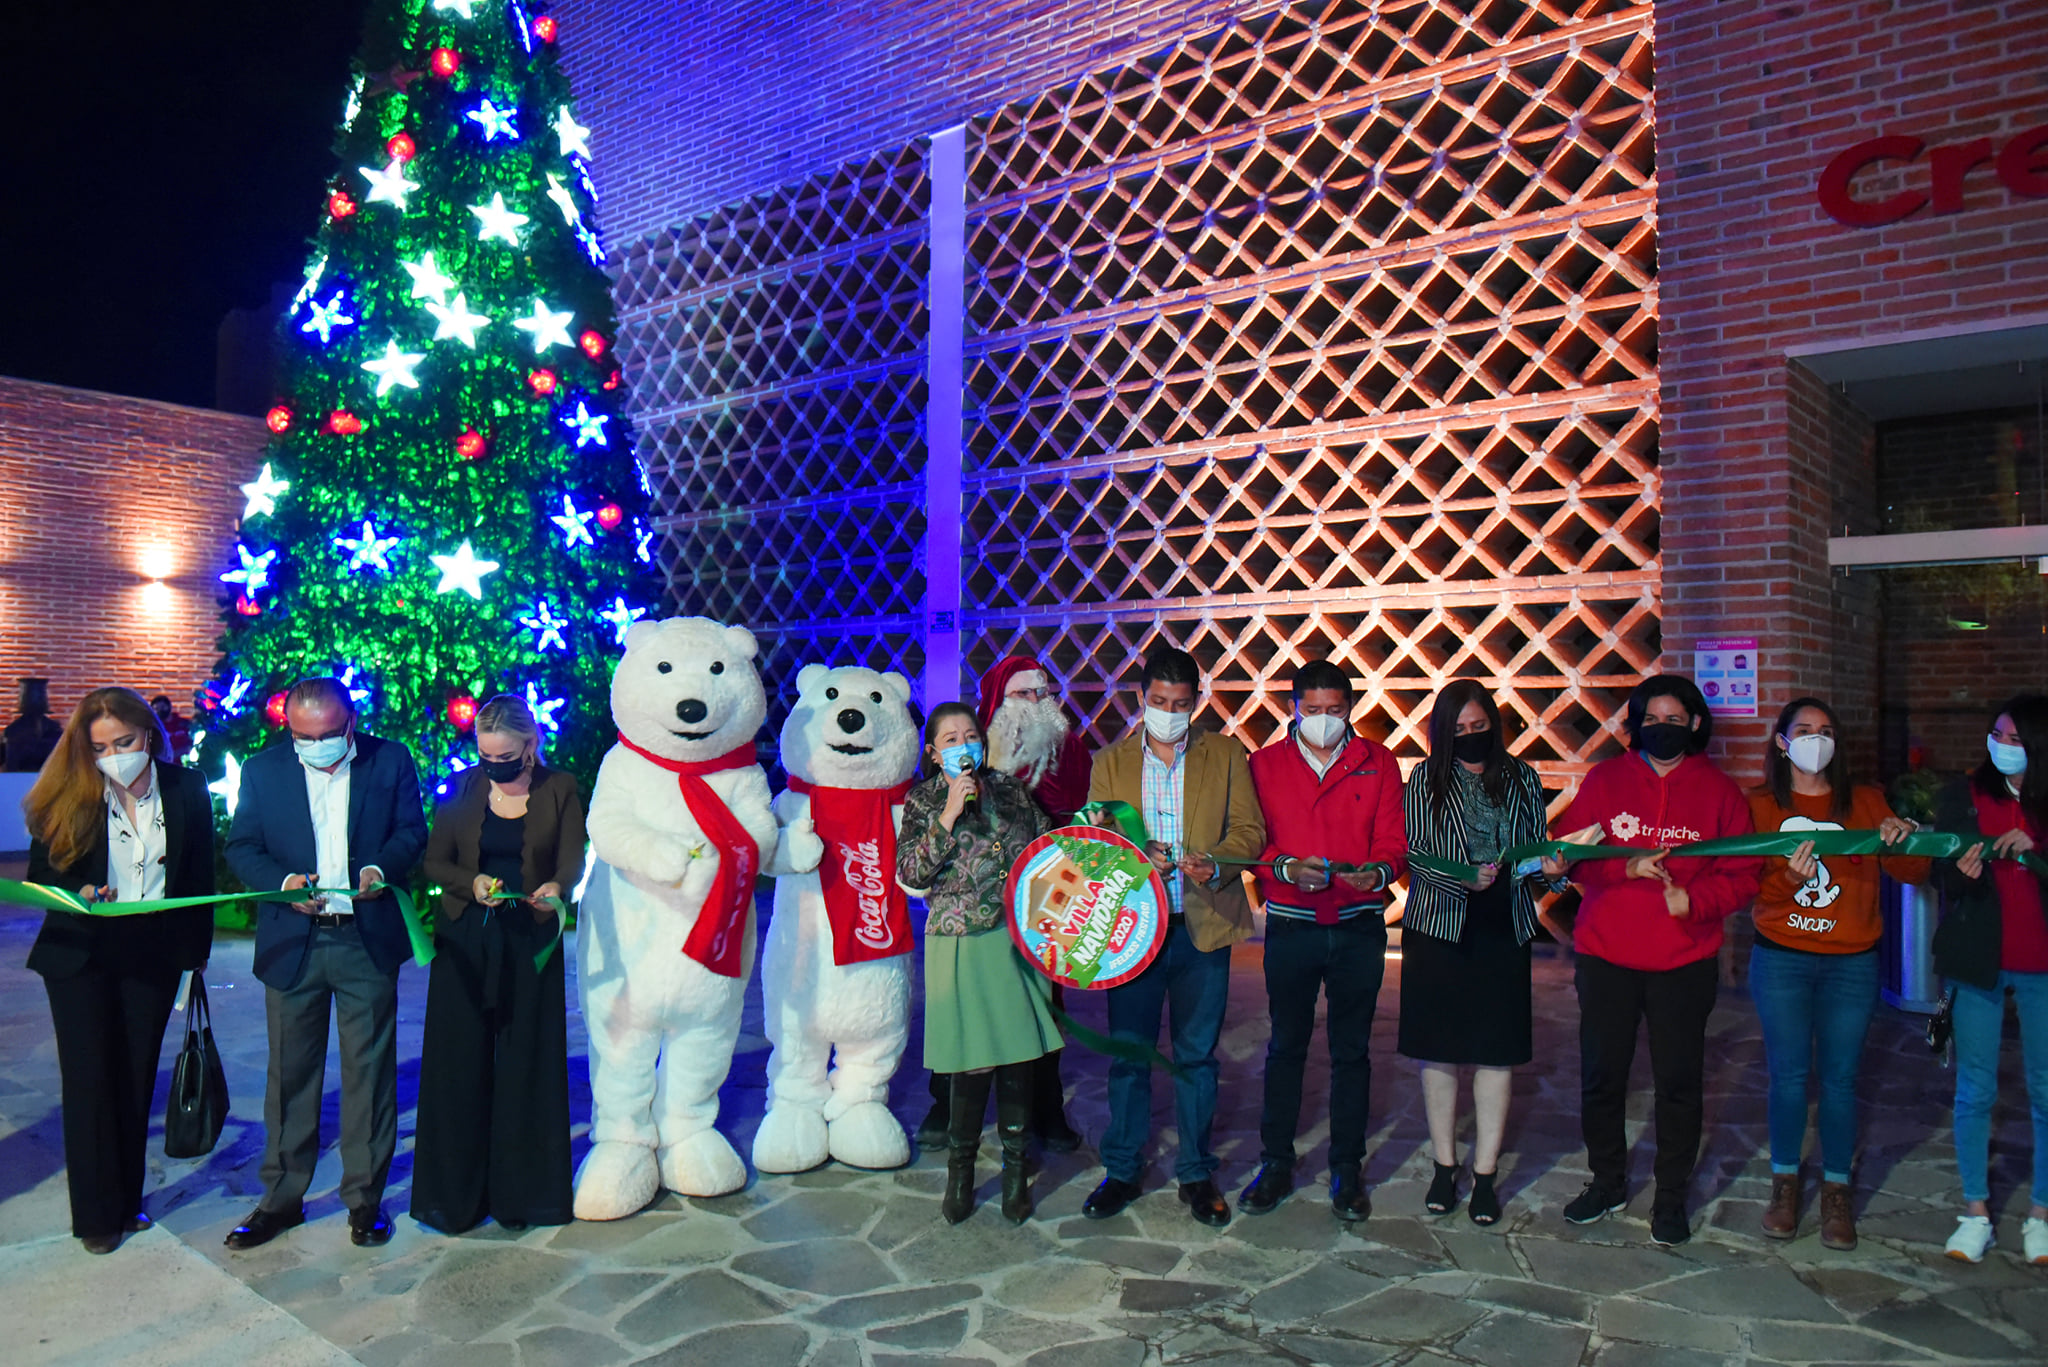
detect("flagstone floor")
[2,899,2044,1367]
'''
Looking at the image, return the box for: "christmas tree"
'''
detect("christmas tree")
[198,0,654,825]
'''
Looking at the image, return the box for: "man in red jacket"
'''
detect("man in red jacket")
[1241,660,1407,1221]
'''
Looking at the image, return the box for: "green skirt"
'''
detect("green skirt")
[922,926,1063,1074]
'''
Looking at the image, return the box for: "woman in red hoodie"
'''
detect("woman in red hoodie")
[1555,674,1762,1248]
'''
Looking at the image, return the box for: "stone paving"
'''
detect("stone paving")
[3,896,2045,1366]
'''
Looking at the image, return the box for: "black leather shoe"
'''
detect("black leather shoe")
[81,1233,122,1255]
[1331,1165,1371,1222]
[1239,1161,1294,1215]
[1082,1177,1143,1220]
[348,1204,393,1247]
[225,1204,304,1250]
[1179,1178,1231,1227]
[127,1212,153,1234]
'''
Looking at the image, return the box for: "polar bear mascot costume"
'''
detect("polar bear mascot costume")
[574,616,778,1218]
[752,664,920,1174]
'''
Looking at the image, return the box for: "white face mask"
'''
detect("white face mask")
[1143,706,1190,744]
[1297,712,1346,748]
[1785,733,1835,776]
[96,749,151,785]
[1989,735,2028,777]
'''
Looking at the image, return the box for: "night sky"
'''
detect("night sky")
[3,1,374,410]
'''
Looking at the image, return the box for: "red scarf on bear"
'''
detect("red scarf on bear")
[615,734,761,978]
[786,774,916,965]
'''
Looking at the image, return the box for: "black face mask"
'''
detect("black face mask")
[1450,730,1493,764]
[1636,722,1692,761]
[478,756,527,783]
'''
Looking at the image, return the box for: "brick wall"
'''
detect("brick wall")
[552,0,1262,247]
[0,375,265,724]
[1657,0,2048,783]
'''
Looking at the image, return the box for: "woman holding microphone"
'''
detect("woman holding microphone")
[24,687,214,1254]
[897,701,1060,1226]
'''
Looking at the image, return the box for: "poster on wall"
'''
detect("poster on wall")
[1695,637,1759,718]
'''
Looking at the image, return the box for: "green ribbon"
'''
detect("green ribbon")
[1406,829,2046,885]
[1049,1005,1188,1080]
[480,888,570,972]
[0,876,435,967]
[1075,800,1149,846]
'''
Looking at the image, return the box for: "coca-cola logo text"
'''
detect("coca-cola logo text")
[839,838,895,950]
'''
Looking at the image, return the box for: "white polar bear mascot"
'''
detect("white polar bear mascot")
[751,664,920,1174]
[574,616,779,1219]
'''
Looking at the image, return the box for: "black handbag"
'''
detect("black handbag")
[163,973,229,1158]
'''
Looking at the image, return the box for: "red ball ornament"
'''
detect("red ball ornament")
[601,368,622,391]
[447,694,478,731]
[265,405,293,434]
[385,132,417,161]
[455,428,488,461]
[237,595,264,618]
[265,691,289,725]
[578,330,609,360]
[596,502,624,530]
[430,47,461,77]
[532,15,558,42]
[327,410,362,436]
[526,368,559,397]
[328,190,358,219]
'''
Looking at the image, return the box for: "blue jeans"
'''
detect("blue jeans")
[1100,919,1231,1185]
[1952,969,2048,1207]
[1746,940,1879,1183]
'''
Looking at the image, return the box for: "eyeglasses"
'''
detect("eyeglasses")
[1006,686,1054,702]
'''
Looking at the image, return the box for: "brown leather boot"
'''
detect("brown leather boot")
[1818,1181,1856,1250]
[1761,1172,1800,1240]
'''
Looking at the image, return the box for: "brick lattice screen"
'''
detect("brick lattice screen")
[613,0,1658,791]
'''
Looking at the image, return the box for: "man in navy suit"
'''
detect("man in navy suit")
[223,678,426,1250]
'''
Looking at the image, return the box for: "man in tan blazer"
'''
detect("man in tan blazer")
[1079,645,1266,1226]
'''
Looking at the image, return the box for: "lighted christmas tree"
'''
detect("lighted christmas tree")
[198,0,654,816]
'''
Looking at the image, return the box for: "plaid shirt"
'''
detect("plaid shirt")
[1140,734,1188,916]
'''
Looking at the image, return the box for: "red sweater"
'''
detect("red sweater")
[1558,751,1762,972]
[1971,787,2048,973]
[1248,732,1407,920]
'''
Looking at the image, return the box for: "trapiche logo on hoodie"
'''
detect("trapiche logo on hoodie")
[1607,812,1702,845]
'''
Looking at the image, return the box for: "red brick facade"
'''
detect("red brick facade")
[1656,0,2048,777]
[0,375,264,724]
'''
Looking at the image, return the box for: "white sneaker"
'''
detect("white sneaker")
[2025,1216,2048,1267]
[1945,1214,1994,1263]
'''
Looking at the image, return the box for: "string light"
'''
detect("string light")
[333,519,403,573]
[431,540,500,598]
[240,463,290,520]
[520,600,569,653]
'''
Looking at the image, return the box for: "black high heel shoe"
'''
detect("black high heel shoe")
[1468,1170,1502,1225]
[1425,1161,1461,1215]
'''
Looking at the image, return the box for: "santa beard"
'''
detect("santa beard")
[987,695,1070,788]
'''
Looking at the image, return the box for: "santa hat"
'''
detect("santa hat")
[976,654,1050,730]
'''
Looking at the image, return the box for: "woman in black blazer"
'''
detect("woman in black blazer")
[23,686,213,1254]
[413,693,586,1233]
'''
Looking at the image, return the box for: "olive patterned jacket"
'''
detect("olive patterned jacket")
[897,768,1051,936]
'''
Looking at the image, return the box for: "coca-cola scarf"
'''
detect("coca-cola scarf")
[786,774,916,964]
[615,734,762,978]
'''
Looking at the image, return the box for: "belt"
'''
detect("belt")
[307,912,355,928]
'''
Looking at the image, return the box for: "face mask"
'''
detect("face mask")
[1785,733,1835,775]
[295,734,350,769]
[1297,712,1346,748]
[1637,721,1691,762]
[97,749,151,785]
[938,741,983,776]
[1144,706,1191,744]
[1989,735,2028,777]
[478,756,527,783]
[1451,730,1493,764]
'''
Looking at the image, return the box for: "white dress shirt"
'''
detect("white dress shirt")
[105,776,166,903]
[304,740,357,915]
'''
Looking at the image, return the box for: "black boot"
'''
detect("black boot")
[943,1071,994,1225]
[1030,1050,1082,1153]
[917,1072,952,1152]
[996,1064,1034,1224]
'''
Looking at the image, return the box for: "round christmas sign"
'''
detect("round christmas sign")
[1004,825,1169,991]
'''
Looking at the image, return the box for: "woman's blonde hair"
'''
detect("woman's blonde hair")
[474,693,543,760]
[23,687,173,870]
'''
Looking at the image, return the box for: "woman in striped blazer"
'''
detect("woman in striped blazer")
[1399,680,1571,1225]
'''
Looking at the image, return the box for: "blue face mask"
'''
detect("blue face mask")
[938,741,983,776]
[1988,735,2027,777]
[295,734,351,769]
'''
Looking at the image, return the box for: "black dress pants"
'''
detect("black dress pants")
[1259,915,1387,1170]
[1575,951,1720,1199]
[43,964,180,1238]
[410,905,573,1231]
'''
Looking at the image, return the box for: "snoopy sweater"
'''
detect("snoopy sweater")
[1747,785,1931,956]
